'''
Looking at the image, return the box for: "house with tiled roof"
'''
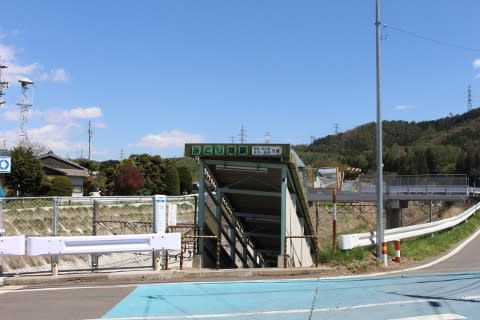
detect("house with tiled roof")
[39,151,89,197]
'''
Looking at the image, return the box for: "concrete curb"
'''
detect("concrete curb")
[2,267,335,287]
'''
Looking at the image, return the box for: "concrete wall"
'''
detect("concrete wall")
[285,189,314,267]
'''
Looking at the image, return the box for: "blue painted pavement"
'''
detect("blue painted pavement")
[103,272,480,319]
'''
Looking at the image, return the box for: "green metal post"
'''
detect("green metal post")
[280,165,288,265]
[198,160,206,257]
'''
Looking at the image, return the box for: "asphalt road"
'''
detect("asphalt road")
[0,231,479,320]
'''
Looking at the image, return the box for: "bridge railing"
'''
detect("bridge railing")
[359,174,469,195]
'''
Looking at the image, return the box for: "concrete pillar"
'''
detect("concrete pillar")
[386,200,401,229]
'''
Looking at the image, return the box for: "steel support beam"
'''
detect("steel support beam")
[245,232,280,239]
[234,212,280,222]
[204,159,284,170]
[219,188,281,197]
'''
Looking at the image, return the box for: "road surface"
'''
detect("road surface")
[1,232,479,320]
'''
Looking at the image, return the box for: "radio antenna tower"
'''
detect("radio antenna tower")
[17,78,34,145]
[239,125,247,144]
[0,57,8,108]
[467,85,473,111]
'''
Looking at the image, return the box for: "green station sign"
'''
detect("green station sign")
[187,144,289,158]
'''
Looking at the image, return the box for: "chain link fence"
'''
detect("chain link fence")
[0,195,197,275]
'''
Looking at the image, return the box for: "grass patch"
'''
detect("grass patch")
[319,246,370,265]
[398,210,480,261]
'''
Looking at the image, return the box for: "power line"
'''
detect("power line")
[384,24,480,52]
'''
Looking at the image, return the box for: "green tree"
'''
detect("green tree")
[48,176,73,196]
[3,146,44,196]
[165,166,180,195]
[129,154,166,195]
[177,166,193,194]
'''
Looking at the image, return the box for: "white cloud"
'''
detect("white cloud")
[474,59,480,69]
[0,38,68,83]
[51,68,69,82]
[137,130,205,149]
[41,68,69,82]
[43,107,103,123]
[93,121,107,129]
[0,107,39,121]
[0,106,105,154]
[394,104,414,111]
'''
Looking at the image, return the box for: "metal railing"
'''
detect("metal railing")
[0,195,197,275]
[339,202,480,250]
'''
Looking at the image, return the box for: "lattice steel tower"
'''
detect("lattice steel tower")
[0,57,7,108]
[467,85,473,111]
[17,78,34,144]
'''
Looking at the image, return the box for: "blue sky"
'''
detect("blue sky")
[0,1,479,160]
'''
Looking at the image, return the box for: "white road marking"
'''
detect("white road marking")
[86,299,448,320]
[458,295,480,301]
[388,314,466,320]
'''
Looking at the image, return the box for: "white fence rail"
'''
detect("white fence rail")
[27,233,181,256]
[0,233,181,256]
[339,203,480,250]
[0,235,25,255]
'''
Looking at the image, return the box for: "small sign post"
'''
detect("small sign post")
[0,156,11,174]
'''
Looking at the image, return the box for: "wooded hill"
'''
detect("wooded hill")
[295,108,480,182]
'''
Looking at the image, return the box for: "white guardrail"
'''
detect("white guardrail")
[340,203,480,250]
[0,233,181,256]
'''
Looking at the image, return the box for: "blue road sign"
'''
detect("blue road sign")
[0,156,11,173]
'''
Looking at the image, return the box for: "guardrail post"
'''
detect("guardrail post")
[51,197,59,276]
[382,241,388,267]
[92,200,99,270]
[394,240,401,263]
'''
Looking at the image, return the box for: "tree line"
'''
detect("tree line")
[0,146,196,196]
[296,108,480,185]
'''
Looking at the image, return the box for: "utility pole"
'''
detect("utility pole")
[120,148,124,160]
[375,0,384,259]
[230,136,235,144]
[467,85,473,111]
[334,123,339,135]
[88,120,93,160]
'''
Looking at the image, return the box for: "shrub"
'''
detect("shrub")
[48,176,73,196]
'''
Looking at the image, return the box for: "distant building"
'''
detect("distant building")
[39,151,89,197]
